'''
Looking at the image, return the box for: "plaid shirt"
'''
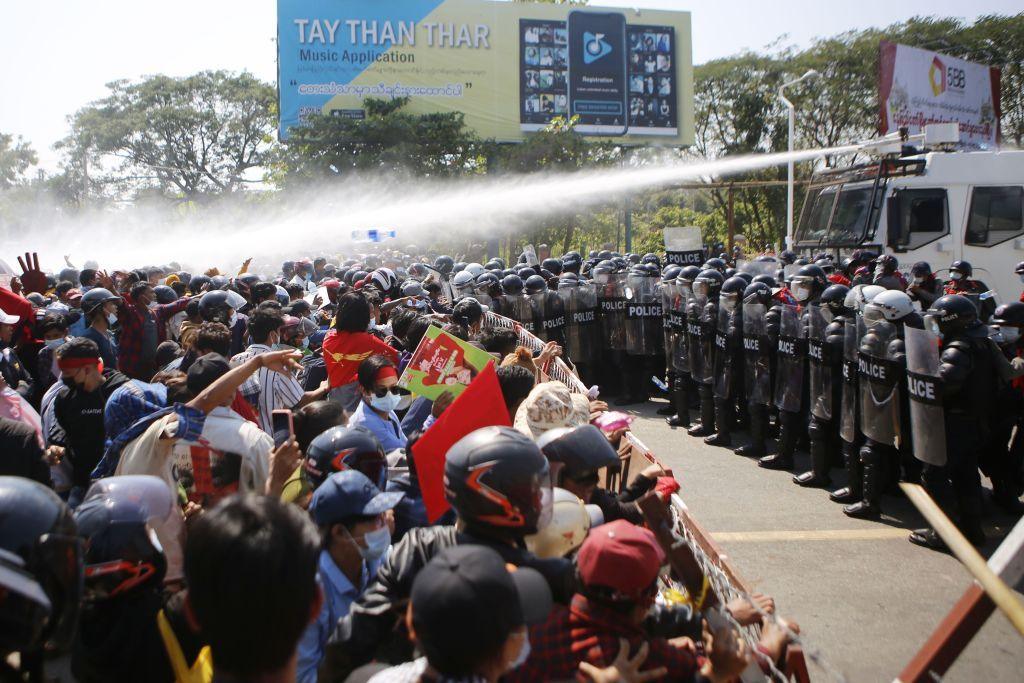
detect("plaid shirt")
[506,595,702,683]
[116,293,190,380]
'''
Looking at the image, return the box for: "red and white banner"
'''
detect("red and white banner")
[879,40,1001,148]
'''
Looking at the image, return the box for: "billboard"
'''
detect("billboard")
[276,0,693,144]
[879,41,1001,148]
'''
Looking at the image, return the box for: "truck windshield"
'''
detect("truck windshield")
[797,185,874,246]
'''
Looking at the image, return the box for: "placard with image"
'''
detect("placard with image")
[519,18,569,128]
[627,24,677,135]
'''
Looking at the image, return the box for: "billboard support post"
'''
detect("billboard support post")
[624,195,633,253]
[779,70,819,251]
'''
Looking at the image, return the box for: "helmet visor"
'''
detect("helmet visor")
[692,280,710,299]
[863,303,886,325]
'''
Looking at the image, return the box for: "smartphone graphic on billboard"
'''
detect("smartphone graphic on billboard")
[567,10,628,135]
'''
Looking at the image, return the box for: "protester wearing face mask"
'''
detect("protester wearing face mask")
[906,261,943,309]
[34,313,70,395]
[297,470,403,683]
[322,292,399,414]
[349,355,408,452]
[80,287,123,371]
[943,260,996,322]
[105,278,192,381]
[51,338,130,506]
[0,307,36,404]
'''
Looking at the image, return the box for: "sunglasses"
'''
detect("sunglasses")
[372,385,403,398]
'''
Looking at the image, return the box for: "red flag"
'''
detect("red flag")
[412,361,510,522]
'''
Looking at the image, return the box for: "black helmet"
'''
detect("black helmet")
[877,254,898,274]
[81,287,122,316]
[434,256,455,275]
[444,426,551,537]
[814,259,835,275]
[743,281,772,306]
[475,272,500,291]
[152,284,177,305]
[992,302,1024,326]
[538,425,619,477]
[0,477,82,656]
[949,260,973,278]
[734,271,753,284]
[911,261,933,277]
[238,273,261,288]
[453,261,467,274]
[198,290,233,324]
[819,284,851,315]
[517,267,537,279]
[209,275,229,290]
[501,274,524,295]
[597,250,612,260]
[723,267,738,279]
[692,269,724,299]
[794,263,829,288]
[703,257,727,273]
[751,274,777,288]
[641,253,661,267]
[541,258,563,275]
[524,274,548,294]
[591,260,616,276]
[925,295,978,335]
[73,476,172,603]
[720,276,748,296]
[677,265,702,283]
[484,260,503,272]
[626,253,641,265]
[661,264,682,281]
[188,274,211,295]
[304,425,387,490]
[780,250,797,265]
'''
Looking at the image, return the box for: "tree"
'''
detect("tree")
[279,97,485,182]
[0,133,38,189]
[58,71,276,201]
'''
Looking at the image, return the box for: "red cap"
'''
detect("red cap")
[576,520,665,597]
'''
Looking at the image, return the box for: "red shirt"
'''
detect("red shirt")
[321,330,398,387]
[506,595,702,683]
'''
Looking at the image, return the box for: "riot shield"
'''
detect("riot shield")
[904,326,947,466]
[807,304,833,421]
[502,293,536,334]
[558,283,580,359]
[575,281,598,362]
[857,316,900,446]
[773,304,805,413]
[686,293,708,382]
[625,273,663,357]
[738,259,779,279]
[838,319,860,444]
[713,305,734,399]
[596,272,628,351]
[666,281,688,372]
[532,291,565,344]
[661,279,677,367]
[696,300,717,384]
[742,303,771,406]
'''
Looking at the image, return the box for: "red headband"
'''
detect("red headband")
[58,357,103,373]
[375,366,398,382]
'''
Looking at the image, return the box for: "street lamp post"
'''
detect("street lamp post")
[779,69,819,251]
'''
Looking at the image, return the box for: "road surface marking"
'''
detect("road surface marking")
[711,529,910,542]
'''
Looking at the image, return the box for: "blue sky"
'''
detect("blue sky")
[2,0,1019,169]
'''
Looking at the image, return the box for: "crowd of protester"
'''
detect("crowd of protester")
[0,250,798,682]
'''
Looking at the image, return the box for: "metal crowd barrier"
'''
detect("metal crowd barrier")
[483,311,816,682]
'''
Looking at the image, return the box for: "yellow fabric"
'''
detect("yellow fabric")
[157,609,213,683]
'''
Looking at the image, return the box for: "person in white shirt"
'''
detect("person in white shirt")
[231,305,328,433]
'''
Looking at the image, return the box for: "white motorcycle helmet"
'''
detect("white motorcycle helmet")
[525,488,604,559]
[870,289,915,322]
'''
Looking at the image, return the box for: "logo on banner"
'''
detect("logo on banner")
[582,32,612,64]
[929,55,965,97]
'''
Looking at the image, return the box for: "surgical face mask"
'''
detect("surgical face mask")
[351,525,391,561]
[950,272,963,281]
[44,337,66,349]
[106,312,118,326]
[792,283,813,302]
[369,390,402,413]
[913,277,925,285]
[228,311,238,327]
[509,631,531,670]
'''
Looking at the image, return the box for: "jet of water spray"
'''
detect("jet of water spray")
[6,144,857,270]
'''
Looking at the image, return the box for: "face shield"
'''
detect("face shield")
[790,277,814,303]
[820,306,835,323]
[923,313,943,338]
[720,292,739,311]
[863,303,887,326]
[692,279,710,299]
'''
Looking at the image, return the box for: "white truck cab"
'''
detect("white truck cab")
[794,125,1024,302]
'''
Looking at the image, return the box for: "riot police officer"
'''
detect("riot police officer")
[594,260,628,397]
[657,265,683,417]
[526,274,566,349]
[558,273,598,386]
[988,302,1024,513]
[735,281,777,458]
[618,264,663,405]
[705,276,747,446]
[687,269,724,437]
[760,264,828,470]
[910,295,999,550]
[668,265,703,427]
[499,274,534,333]
[794,284,850,487]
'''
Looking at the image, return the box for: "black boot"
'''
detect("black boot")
[735,404,766,458]
[829,442,863,503]
[760,410,797,470]
[666,377,690,427]
[687,386,715,437]
[705,398,733,447]
[793,437,831,488]
[844,446,881,519]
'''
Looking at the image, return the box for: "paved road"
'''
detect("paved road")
[624,399,1024,682]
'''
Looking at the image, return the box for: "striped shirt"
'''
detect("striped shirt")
[230,344,304,433]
